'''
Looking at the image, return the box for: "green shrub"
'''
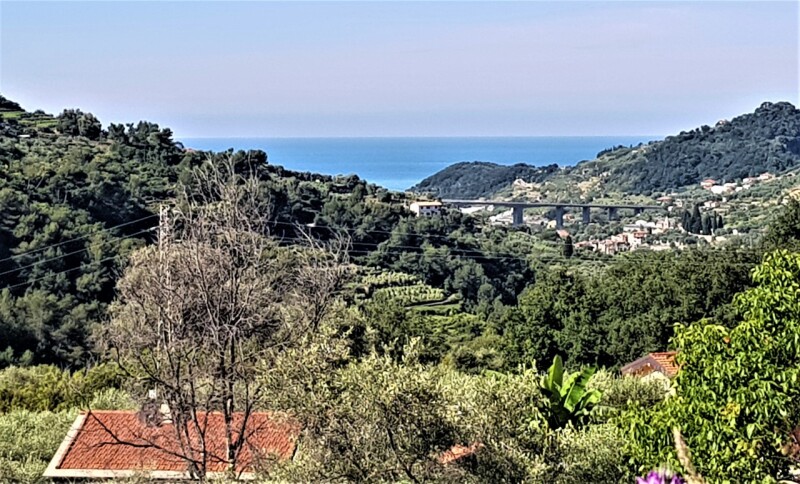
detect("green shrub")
[588,369,669,411]
[547,424,629,484]
[88,387,136,410]
[0,363,124,412]
[623,251,800,482]
[0,409,76,484]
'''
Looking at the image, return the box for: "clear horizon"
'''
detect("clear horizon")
[2,1,798,138]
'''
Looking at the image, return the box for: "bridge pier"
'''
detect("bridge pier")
[582,206,590,224]
[555,206,565,229]
[608,207,618,221]
[634,207,643,216]
[512,206,524,226]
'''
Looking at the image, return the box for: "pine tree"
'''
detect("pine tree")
[563,235,574,259]
[691,204,703,234]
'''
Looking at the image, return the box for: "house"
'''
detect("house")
[600,238,629,255]
[759,172,775,182]
[620,352,679,378]
[624,220,657,234]
[46,409,484,480]
[409,201,442,217]
[700,179,716,189]
[44,410,300,480]
[709,185,732,195]
[656,196,673,205]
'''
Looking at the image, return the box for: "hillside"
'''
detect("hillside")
[0,95,412,367]
[0,95,546,368]
[410,161,559,198]
[413,101,800,200]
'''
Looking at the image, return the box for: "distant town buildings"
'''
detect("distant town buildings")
[700,172,775,194]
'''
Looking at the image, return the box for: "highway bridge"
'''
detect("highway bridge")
[442,199,666,228]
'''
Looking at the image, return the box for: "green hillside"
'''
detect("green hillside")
[410,161,559,199]
[413,101,800,200]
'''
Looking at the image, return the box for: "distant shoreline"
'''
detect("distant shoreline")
[180,136,658,191]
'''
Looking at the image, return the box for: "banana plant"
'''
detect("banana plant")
[539,355,601,429]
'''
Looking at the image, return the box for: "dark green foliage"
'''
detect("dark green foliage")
[0,96,22,112]
[624,251,800,482]
[680,204,723,235]
[410,161,558,198]
[56,109,102,139]
[0,96,414,366]
[366,213,535,307]
[616,101,800,193]
[563,235,574,258]
[496,249,756,369]
[763,197,800,251]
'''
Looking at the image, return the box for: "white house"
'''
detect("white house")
[409,201,443,217]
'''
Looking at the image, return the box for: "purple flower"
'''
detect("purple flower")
[637,471,666,484]
[636,470,685,484]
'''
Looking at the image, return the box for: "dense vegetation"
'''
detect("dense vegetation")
[416,101,800,198]
[411,161,559,198]
[3,94,800,482]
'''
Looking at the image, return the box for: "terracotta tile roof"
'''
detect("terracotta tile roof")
[45,410,299,480]
[438,442,483,465]
[620,351,679,378]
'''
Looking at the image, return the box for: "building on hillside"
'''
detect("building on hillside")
[655,217,675,231]
[759,172,775,182]
[600,238,629,255]
[44,410,299,480]
[623,220,657,233]
[700,179,717,189]
[409,201,442,217]
[628,231,649,248]
[709,185,733,195]
[621,351,679,378]
[656,196,674,205]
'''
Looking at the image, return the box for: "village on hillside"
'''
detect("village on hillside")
[409,169,799,255]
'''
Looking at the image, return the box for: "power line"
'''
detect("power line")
[3,255,124,292]
[0,213,158,265]
[0,227,155,279]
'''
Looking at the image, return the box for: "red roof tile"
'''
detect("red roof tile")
[48,410,299,479]
[620,351,679,377]
[438,442,483,465]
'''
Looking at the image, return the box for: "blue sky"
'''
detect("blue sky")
[1,1,797,137]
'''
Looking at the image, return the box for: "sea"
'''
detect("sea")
[179,136,657,191]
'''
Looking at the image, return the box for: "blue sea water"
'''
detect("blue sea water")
[180,137,657,191]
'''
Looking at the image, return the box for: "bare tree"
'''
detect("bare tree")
[96,156,350,480]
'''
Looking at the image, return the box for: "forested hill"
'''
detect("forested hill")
[0,95,410,367]
[410,161,559,198]
[412,101,800,198]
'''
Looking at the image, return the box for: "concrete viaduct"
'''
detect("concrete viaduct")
[442,199,665,229]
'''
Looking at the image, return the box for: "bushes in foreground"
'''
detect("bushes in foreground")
[0,363,124,412]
